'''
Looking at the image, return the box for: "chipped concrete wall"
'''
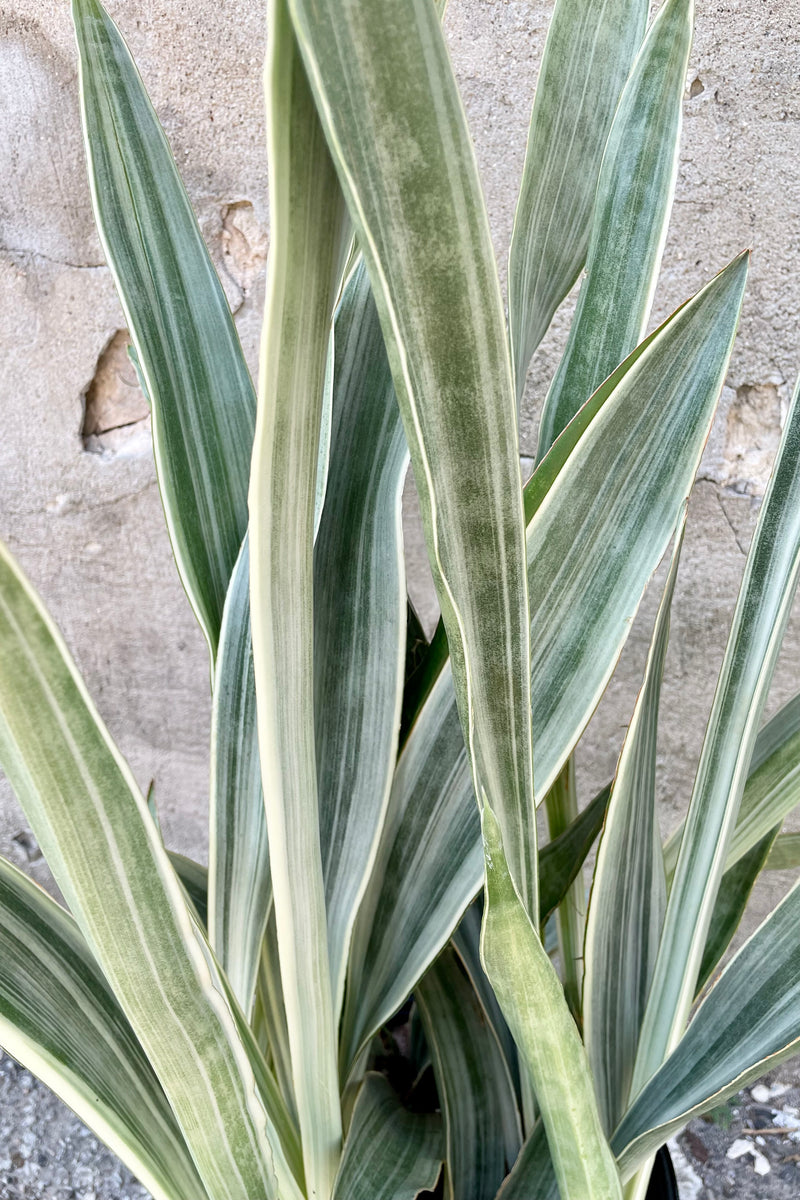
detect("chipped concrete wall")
[1,0,800,932]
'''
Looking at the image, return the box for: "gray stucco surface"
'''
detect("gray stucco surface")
[1,0,800,1192]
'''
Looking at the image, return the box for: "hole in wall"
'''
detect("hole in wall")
[81,329,150,456]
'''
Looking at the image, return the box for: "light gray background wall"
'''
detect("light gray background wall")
[1,0,799,943]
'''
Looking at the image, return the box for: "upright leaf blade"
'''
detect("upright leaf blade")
[0,857,204,1200]
[416,944,521,1200]
[634,370,800,1089]
[481,808,622,1200]
[314,263,408,1023]
[250,3,348,1195]
[73,0,254,657]
[583,519,682,1134]
[0,542,300,1200]
[508,0,648,395]
[537,0,693,457]
[288,0,537,915]
[208,536,270,1019]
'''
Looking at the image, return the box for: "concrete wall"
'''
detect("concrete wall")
[1,0,799,934]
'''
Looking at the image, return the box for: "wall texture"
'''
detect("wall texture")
[1,0,800,949]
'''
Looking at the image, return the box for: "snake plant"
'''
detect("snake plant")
[2,1,800,1198]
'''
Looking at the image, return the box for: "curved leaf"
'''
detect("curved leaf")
[0,541,300,1200]
[481,807,622,1200]
[332,1074,442,1200]
[0,857,204,1200]
[614,872,800,1179]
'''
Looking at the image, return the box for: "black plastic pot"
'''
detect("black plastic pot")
[645,1143,680,1200]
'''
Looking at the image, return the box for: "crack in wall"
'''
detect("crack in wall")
[1,245,106,271]
[716,488,749,557]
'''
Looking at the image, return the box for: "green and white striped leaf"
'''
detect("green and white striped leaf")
[0,542,300,1200]
[399,252,747,888]
[416,944,521,1200]
[696,828,779,993]
[527,255,747,800]
[664,692,800,877]
[634,370,800,1089]
[0,856,204,1200]
[536,0,692,457]
[209,535,270,1018]
[765,831,800,870]
[314,262,408,1023]
[342,694,607,1081]
[331,1074,442,1200]
[508,0,648,397]
[341,664,483,1078]
[613,872,800,1179]
[583,518,682,1134]
[250,2,348,1194]
[288,0,537,915]
[480,807,622,1200]
[345,258,747,1074]
[73,0,254,658]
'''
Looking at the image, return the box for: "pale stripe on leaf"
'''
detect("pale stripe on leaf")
[250,2,349,1194]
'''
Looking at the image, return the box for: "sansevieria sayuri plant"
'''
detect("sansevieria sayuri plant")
[3,1,800,1198]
